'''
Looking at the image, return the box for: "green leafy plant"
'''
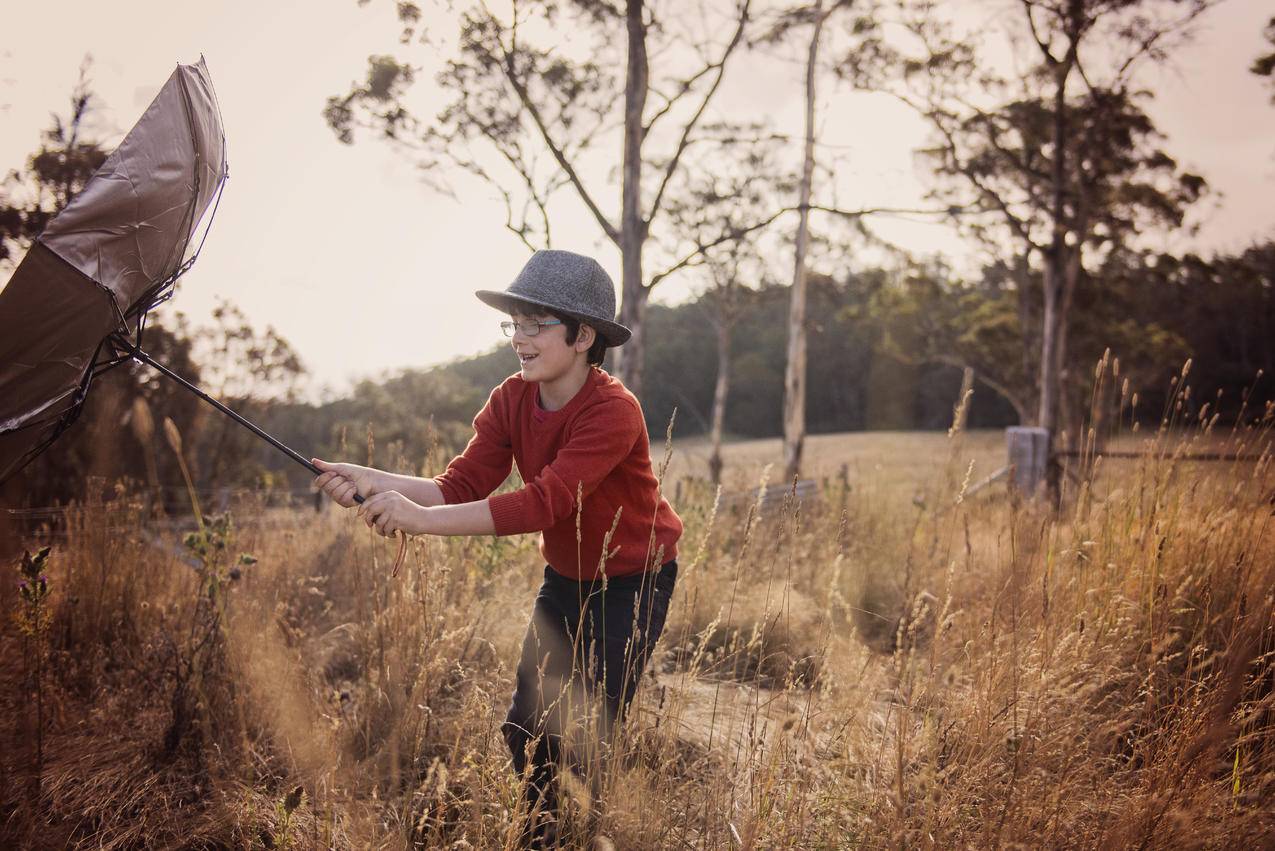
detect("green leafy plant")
[269,785,304,850]
[160,416,257,757]
[162,510,257,756]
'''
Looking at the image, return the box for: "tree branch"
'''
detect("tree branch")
[648,205,788,287]
[650,195,953,290]
[805,202,971,219]
[930,352,1029,421]
[1111,1,1218,88]
[1019,0,1056,65]
[642,62,717,134]
[880,88,1039,249]
[495,14,620,244]
[646,0,752,226]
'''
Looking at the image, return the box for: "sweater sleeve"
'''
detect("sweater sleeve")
[487,397,642,535]
[433,382,515,505]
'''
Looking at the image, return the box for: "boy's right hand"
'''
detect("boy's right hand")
[312,458,379,508]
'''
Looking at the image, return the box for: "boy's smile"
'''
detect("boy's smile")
[515,347,548,379]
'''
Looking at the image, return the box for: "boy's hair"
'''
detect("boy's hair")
[521,306,608,367]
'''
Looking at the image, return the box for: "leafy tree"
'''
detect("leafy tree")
[659,123,793,482]
[638,270,1020,450]
[0,59,108,268]
[1253,16,1275,101]
[849,0,1214,469]
[869,258,1035,424]
[1099,242,1275,423]
[178,302,307,492]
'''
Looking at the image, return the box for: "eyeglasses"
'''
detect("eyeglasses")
[500,319,563,338]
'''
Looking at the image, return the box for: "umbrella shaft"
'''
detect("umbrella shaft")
[131,348,364,504]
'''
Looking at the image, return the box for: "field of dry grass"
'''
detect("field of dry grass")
[2,364,1273,849]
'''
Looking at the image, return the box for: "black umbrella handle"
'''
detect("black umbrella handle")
[130,347,365,504]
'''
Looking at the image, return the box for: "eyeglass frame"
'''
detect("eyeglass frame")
[500,318,564,338]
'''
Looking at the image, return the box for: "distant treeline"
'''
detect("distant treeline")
[5,241,1272,509]
[432,243,1275,445]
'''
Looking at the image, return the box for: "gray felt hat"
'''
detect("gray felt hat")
[476,250,631,347]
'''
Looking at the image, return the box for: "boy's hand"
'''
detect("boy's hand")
[357,490,428,537]
[312,458,380,507]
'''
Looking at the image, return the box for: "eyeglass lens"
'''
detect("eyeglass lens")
[501,321,541,337]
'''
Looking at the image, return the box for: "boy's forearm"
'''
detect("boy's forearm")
[418,499,496,536]
[378,473,445,506]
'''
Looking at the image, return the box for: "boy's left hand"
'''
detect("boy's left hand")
[357,491,427,537]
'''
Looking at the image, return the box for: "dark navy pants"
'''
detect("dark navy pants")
[502,560,677,843]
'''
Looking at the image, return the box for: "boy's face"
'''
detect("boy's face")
[508,310,593,383]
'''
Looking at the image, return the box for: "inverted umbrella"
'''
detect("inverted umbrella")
[0,58,352,501]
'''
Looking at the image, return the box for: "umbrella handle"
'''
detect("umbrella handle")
[129,347,365,504]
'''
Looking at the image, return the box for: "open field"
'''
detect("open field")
[2,409,1274,848]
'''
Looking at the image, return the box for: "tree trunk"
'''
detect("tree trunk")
[1038,25,1076,427]
[615,0,650,396]
[1038,2,1082,504]
[1037,259,1063,434]
[1014,250,1036,419]
[618,284,649,394]
[782,0,825,483]
[1057,219,1087,448]
[708,319,732,485]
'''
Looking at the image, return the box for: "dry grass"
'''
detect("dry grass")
[2,361,1273,849]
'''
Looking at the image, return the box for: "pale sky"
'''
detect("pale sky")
[2,0,1273,396]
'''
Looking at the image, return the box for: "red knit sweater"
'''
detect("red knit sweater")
[433,368,683,579]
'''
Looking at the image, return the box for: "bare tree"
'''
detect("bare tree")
[661,123,793,483]
[326,0,763,398]
[783,0,829,482]
[761,0,874,481]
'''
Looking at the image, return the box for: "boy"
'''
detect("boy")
[312,249,683,846]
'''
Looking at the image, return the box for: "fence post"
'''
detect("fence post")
[1006,426,1050,499]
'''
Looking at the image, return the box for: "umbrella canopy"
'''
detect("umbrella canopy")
[0,57,227,483]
